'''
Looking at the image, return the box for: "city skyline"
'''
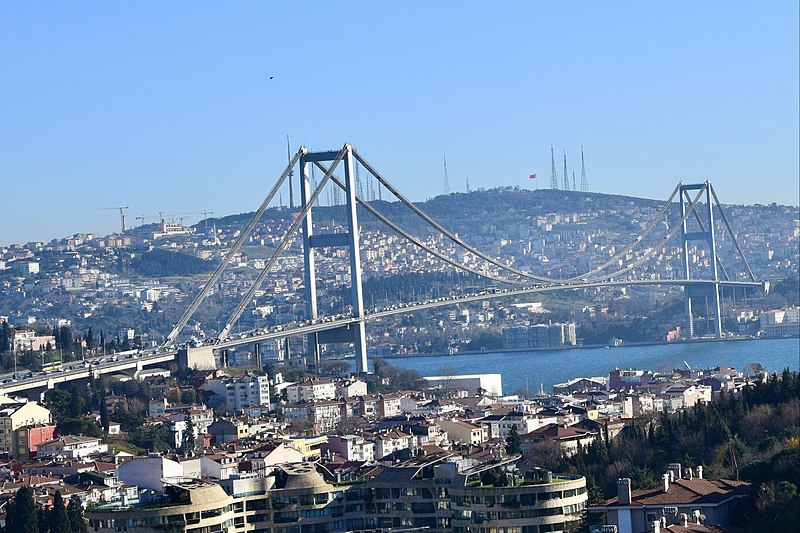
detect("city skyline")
[1,2,798,246]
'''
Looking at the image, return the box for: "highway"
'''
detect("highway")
[0,277,765,396]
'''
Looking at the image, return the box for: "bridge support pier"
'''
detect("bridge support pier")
[300,146,369,374]
[177,346,216,370]
[680,182,723,339]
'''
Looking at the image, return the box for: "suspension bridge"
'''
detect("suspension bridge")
[0,143,766,393]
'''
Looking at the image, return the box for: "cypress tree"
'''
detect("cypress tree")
[183,416,196,455]
[505,425,522,455]
[84,328,94,351]
[6,486,39,533]
[48,491,72,533]
[67,496,87,533]
[99,398,110,434]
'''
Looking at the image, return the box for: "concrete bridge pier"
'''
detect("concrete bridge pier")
[177,345,216,370]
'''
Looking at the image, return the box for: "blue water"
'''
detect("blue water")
[384,338,800,395]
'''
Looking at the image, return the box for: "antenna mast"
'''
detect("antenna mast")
[355,157,364,198]
[580,146,589,192]
[572,171,576,191]
[562,151,570,190]
[287,135,294,209]
[550,146,558,189]
[443,155,450,194]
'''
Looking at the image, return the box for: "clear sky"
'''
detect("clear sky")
[1,2,798,246]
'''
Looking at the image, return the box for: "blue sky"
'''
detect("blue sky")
[1,2,798,246]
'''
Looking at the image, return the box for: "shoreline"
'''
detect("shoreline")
[382,335,795,360]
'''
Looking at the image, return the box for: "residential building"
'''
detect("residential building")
[87,457,588,533]
[335,378,367,398]
[439,419,487,446]
[323,435,376,462]
[205,374,270,410]
[422,374,503,396]
[13,423,57,461]
[591,469,751,533]
[116,454,184,491]
[284,379,336,403]
[0,397,52,457]
[37,435,109,459]
[520,424,598,457]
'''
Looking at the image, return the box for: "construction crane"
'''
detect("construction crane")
[100,207,129,233]
[136,215,162,227]
[174,211,214,229]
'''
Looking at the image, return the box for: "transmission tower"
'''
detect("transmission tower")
[580,146,589,192]
[550,146,559,189]
[287,135,295,209]
[355,158,364,198]
[562,151,570,190]
[466,177,470,193]
[572,171,576,191]
[443,155,450,194]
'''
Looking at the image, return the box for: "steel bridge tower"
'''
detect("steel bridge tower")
[299,146,369,374]
[680,182,722,339]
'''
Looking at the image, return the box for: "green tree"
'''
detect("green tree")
[57,418,103,439]
[6,485,39,533]
[84,328,94,351]
[2,321,15,353]
[67,495,87,533]
[180,389,196,405]
[99,398,110,435]
[181,416,196,455]
[48,491,72,533]
[506,425,522,455]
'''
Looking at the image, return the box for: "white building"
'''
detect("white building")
[205,374,270,410]
[37,435,108,460]
[116,454,184,491]
[285,379,336,403]
[422,374,503,396]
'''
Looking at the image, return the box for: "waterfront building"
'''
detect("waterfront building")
[423,373,503,396]
[759,307,800,337]
[502,323,577,350]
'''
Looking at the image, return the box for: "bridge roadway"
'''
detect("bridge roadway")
[0,278,764,395]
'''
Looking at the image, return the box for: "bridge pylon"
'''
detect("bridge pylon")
[299,145,368,374]
[680,182,722,339]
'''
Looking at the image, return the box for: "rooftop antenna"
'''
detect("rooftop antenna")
[580,146,589,192]
[550,146,558,189]
[443,155,451,194]
[287,135,294,209]
[562,151,570,190]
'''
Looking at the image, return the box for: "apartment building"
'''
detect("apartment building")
[205,374,270,410]
[86,457,588,533]
[0,397,52,457]
[439,418,487,446]
[284,379,336,403]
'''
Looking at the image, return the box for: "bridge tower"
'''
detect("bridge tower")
[680,182,722,339]
[299,146,369,374]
